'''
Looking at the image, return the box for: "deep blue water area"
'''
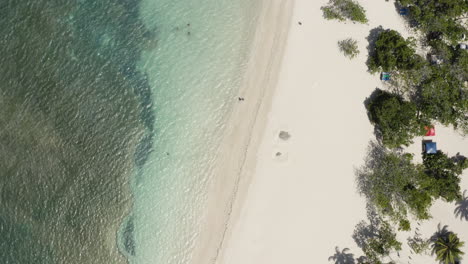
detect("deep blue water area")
[0,0,154,263]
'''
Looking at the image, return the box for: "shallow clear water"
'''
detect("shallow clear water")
[131,0,259,263]
[0,0,259,263]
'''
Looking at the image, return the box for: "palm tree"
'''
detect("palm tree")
[433,232,464,264]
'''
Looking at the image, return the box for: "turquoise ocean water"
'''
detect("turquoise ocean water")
[131,0,259,263]
[0,0,259,263]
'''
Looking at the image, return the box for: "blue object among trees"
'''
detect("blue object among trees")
[423,141,437,154]
[399,7,409,16]
[381,72,391,81]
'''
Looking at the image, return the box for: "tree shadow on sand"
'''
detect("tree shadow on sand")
[365,26,385,70]
[392,1,419,29]
[328,247,356,264]
[363,90,391,142]
[451,153,467,165]
[366,26,385,54]
[430,223,450,242]
[352,204,381,249]
[354,141,392,199]
[454,190,468,221]
[355,256,369,264]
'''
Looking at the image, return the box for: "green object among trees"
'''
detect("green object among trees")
[321,0,368,24]
[433,232,465,264]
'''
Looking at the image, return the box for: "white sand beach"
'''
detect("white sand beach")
[191,0,294,263]
[195,0,468,264]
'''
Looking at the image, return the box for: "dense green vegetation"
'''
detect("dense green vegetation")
[353,209,402,264]
[355,142,468,262]
[362,222,401,264]
[433,232,465,264]
[367,29,424,73]
[365,27,467,144]
[417,66,467,127]
[366,89,423,147]
[321,0,368,23]
[363,227,400,263]
[357,142,467,227]
[396,0,468,43]
[355,141,468,262]
[356,142,432,227]
[338,38,360,59]
[327,1,468,263]
[368,1,468,134]
[422,151,467,202]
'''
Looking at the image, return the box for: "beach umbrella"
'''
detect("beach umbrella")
[425,126,436,136]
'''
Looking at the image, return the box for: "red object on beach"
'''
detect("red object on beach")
[425,126,435,136]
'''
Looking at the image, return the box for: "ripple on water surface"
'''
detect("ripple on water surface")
[0,0,259,263]
[0,0,153,263]
[130,0,259,263]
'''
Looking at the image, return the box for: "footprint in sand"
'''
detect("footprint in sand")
[273,149,289,162]
[273,130,291,162]
[278,130,291,141]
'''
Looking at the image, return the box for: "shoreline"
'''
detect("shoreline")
[196,0,468,263]
[190,1,295,263]
[211,0,467,264]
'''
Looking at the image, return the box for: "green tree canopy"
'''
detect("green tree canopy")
[433,232,465,264]
[422,151,467,202]
[417,66,467,127]
[366,89,423,148]
[451,48,468,90]
[427,39,455,62]
[356,141,433,224]
[321,0,368,23]
[353,208,402,264]
[368,29,424,72]
[397,0,468,43]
